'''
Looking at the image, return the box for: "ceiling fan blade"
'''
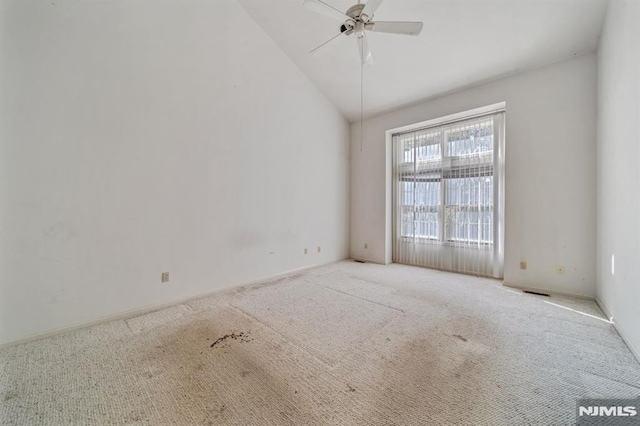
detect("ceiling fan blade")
[361,0,385,19]
[303,0,350,22]
[357,33,373,66]
[367,21,423,36]
[309,30,353,55]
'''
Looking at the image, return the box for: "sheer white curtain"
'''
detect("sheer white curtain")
[392,111,505,278]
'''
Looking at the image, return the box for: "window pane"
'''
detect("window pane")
[400,207,413,237]
[445,176,493,243]
[399,208,439,239]
[415,181,440,206]
[446,176,493,206]
[445,208,493,243]
[415,132,441,162]
[400,136,414,163]
[446,208,472,241]
[401,181,413,205]
[399,181,440,239]
[415,207,439,239]
[448,122,493,157]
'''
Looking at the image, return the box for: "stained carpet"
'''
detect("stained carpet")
[1,261,639,425]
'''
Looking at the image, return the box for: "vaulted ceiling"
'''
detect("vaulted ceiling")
[238,0,608,122]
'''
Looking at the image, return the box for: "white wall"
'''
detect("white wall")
[596,0,640,360]
[0,0,350,346]
[351,53,597,297]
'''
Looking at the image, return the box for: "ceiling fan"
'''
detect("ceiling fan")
[304,0,423,65]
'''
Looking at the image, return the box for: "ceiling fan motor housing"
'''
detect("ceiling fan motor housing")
[341,4,371,35]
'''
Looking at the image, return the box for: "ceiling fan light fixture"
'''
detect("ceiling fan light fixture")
[305,0,424,64]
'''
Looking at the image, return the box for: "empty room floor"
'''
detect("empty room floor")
[1,261,639,425]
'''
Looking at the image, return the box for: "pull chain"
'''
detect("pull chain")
[360,41,364,152]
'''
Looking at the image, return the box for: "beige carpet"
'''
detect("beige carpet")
[1,261,639,425]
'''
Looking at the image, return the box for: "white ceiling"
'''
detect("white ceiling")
[238,0,607,122]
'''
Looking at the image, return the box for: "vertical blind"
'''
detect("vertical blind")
[392,111,505,278]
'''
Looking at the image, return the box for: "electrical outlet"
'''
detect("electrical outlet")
[317,246,321,253]
[364,243,368,249]
[161,272,170,282]
[304,248,308,255]
[520,261,527,270]
[556,265,565,275]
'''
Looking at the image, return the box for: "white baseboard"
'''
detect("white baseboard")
[0,259,345,350]
[502,281,596,300]
[349,256,388,265]
[596,297,613,319]
[595,297,640,365]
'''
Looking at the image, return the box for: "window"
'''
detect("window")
[392,109,505,278]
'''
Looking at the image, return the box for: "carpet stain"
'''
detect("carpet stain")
[128,413,143,422]
[210,332,250,348]
[3,391,18,402]
[148,313,322,425]
[359,313,498,425]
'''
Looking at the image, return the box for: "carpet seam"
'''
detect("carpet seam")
[227,303,337,371]
[303,279,405,314]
